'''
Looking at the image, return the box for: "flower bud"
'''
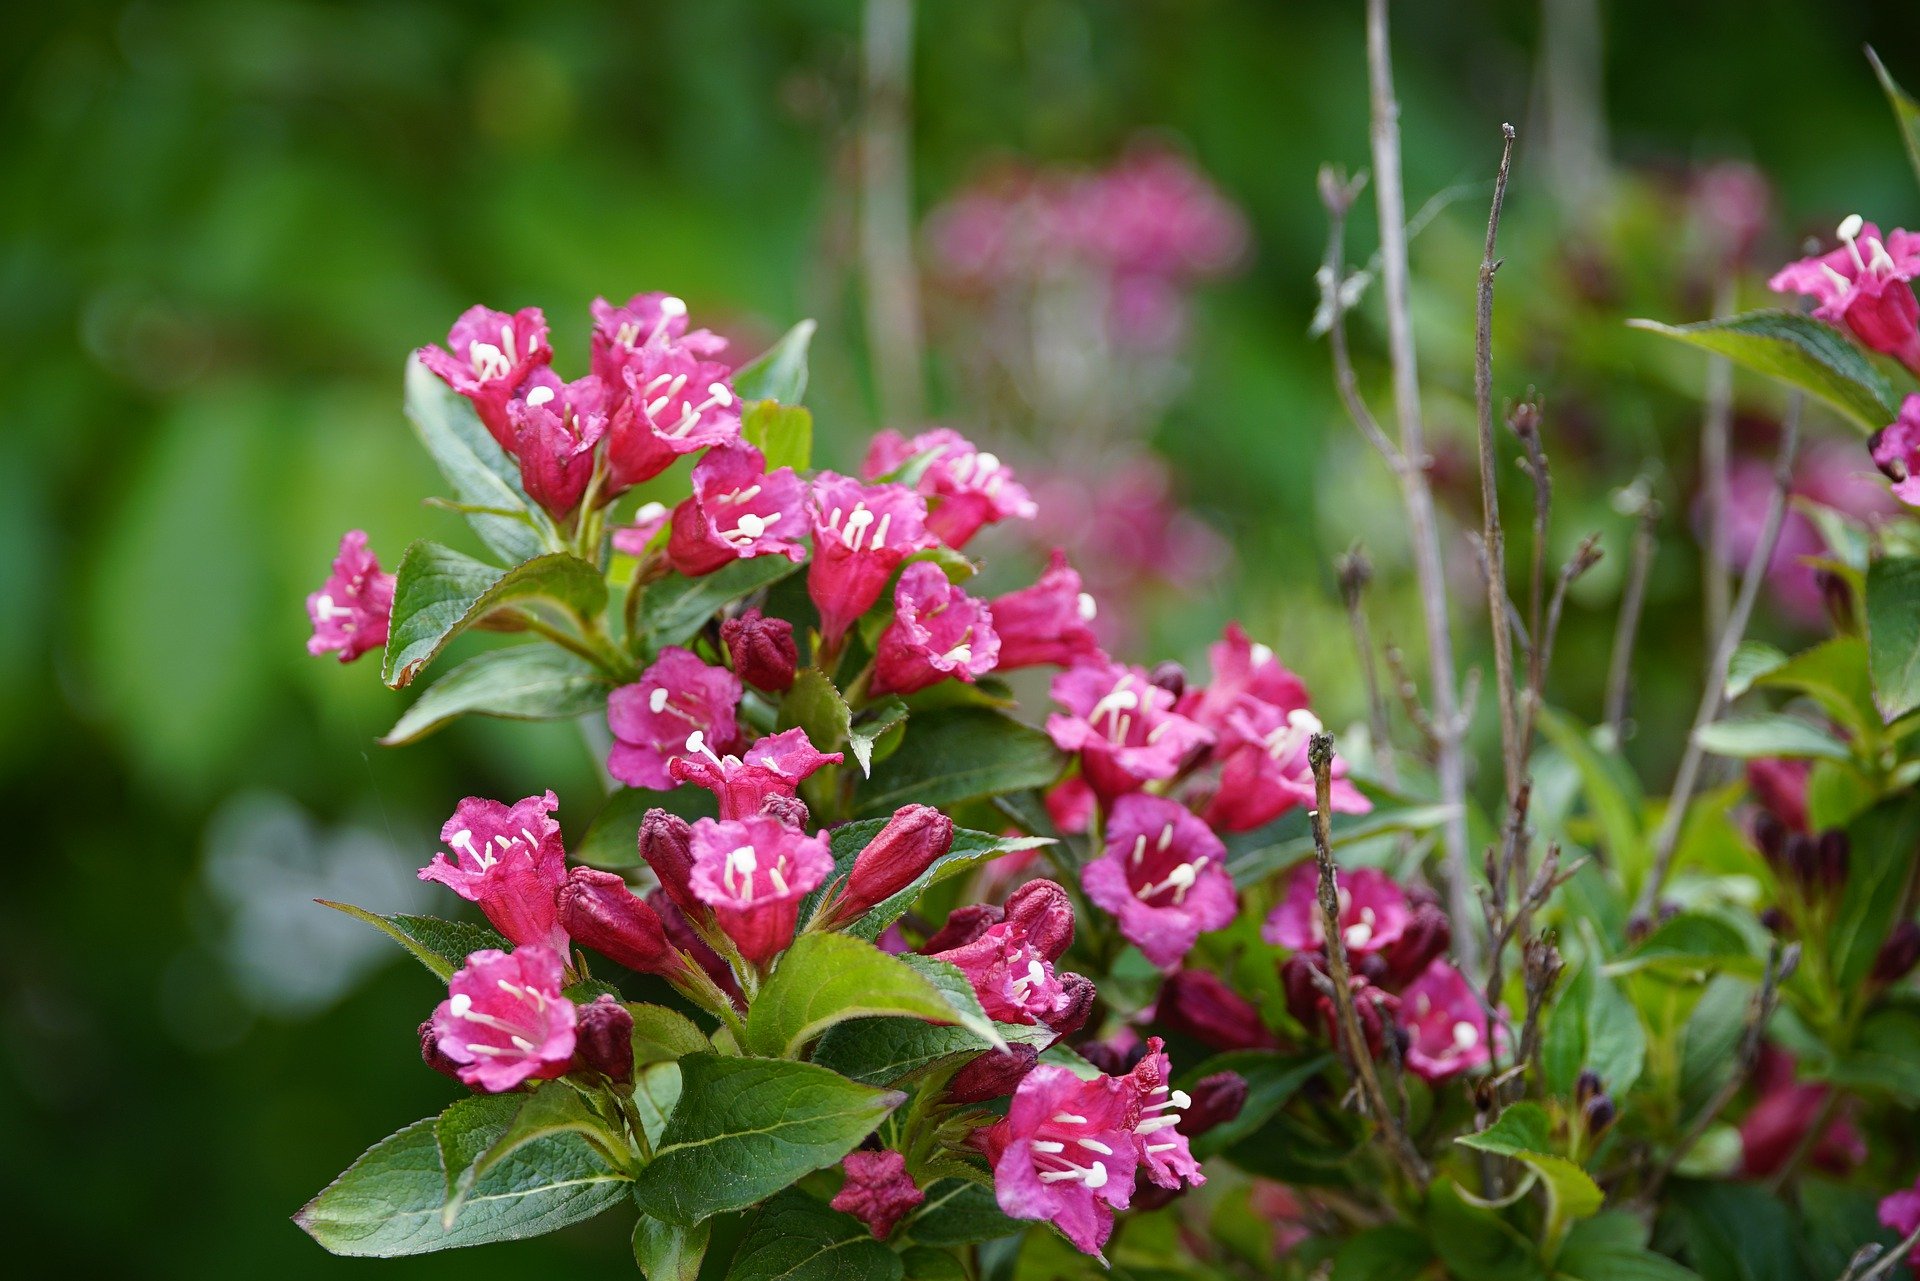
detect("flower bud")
[830,1149,924,1241]
[648,889,742,1005]
[1280,953,1324,1026]
[559,868,686,979]
[1576,1069,1604,1106]
[721,608,798,692]
[574,994,635,1083]
[1815,829,1851,890]
[1817,569,1858,635]
[1747,758,1811,834]
[419,1019,466,1084]
[1004,879,1075,960]
[1379,904,1451,987]
[759,792,811,830]
[947,1044,1039,1104]
[1147,660,1187,702]
[1077,1038,1143,1075]
[639,808,703,923]
[830,805,954,926]
[1047,972,1098,1041]
[1182,1071,1249,1138]
[921,903,1003,953]
[1581,1092,1617,1137]
[1760,906,1790,935]
[1874,920,1920,985]
[1156,969,1275,1052]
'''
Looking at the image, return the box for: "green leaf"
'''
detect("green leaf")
[727,1189,903,1281]
[575,785,716,870]
[1182,1051,1331,1157]
[1751,637,1880,743]
[1869,46,1920,191]
[848,831,1053,943]
[742,400,813,473]
[898,1246,968,1281]
[1671,1181,1800,1281]
[1459,1102,1553,1158]
[744,932,1003,1058]
[1538,708,1649,881]
[1228,802,1460,887]
[382,645,610,745]
[1832,791,1920,988]
[633,1212,709,1281]
[628,1054,904,1224]
[1605,913,1758,980]
[905,1179,1023,1247]
[850,698,910,776]
[1867,557,1920,723]
[443,1083,626,1227]
[628,1003,713,1065]
[812,1015,1054,1087]
[316,901,506,980]
[1425,1180,1549,1281]
[779,668,852,754]
[295,1098,627,1257]
[1585,968,1646,1098]
[1627,311,1896,432]
[731,320,816,405]
[403,354,552,563]
[639,556,802,652]
[853,707,1064,817]
[1725,641,1789,699]
[1331,1225,1433,1281]
[631,1061,683,1150]
[1692,715,1851,763]
[1457,1105,1601,1260]
[383,542,610,689]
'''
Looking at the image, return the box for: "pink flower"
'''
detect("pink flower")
[1747,757,1812,834]
[669,727,844,820]
[1264,864,1409,956]
[869,563,1001,697]
[430,946,577,1093]
[1178,622,1312,736]
[590,292,726,384]
[611,502,671,557]
[418,305,553,450]
[1205,705,1371,833]
[606,648,742,791]
[1399,961,1493,1081]
[863,428,1037,548]
[1873,394,1920,507]
[831,1150,925,1240]
[418,792,569,953]
[505,369,608,518]
[980,1065,1139,1258]
[1045,777,1096,836]
[989,551,1104,671]
[1071,146,1249,284]
[1155,969,1274,1052]
[1878,1176,1920,1273]
[605,346,740,493]
[666,443,808,577]
[1769,217,1920,371]
[1120,1037,1206,1191]
[930,880,1079,1025]
[687,814,833,964]
[807,474,934,645]
[306,530,394,663]
[1046,660,1213,801]
[1739,1046,1866,1178]
[1081,794,1235,970]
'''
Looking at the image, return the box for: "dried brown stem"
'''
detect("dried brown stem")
[1839,1219,1920,1281]
[1338,546,1397,786]
[1383,644,1441,756]
[1475,123,1523,805]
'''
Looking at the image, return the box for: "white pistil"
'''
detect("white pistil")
[1839,214,1867,272]
[1076,592,1098,621]
[1077,1138,1114,1155]
[1452,1021,1481,1049]
[1052,1113,1087,1125]
[649,688,670,714]
[732,511,768,541]
[524,384,556,408]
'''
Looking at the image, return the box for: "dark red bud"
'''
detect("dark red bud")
[1047,972,1098,1042]
[1873,919,1920,984]
[1815,830,1850,890]
[1576,1069,1603,1105]
[922,903,1003,954]
[558,868,685,979]
[1750,811,1789,868]
[1156,969,1275,1052]
[1004,879,1075,960]
[1760,906,1791,935]
[1380,904,1451,987]
[721,607,797,692]
[574,994,635,1083]
[1076,1039,1144,1075]
[834,805,954,925]
[1817,569,1857,635]
[1147,661,1187,702]
[648,889,742,1005]
[419,1019,465,1084]
[639,809,703,923]
[1182,1071,1249,1137]
[1280,953,1324,1027]
[760,792,811,829]
[1582,1092,1617,1135]
[946,1044,1038,1103]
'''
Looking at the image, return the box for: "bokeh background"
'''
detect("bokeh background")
[6,0,1919,1273]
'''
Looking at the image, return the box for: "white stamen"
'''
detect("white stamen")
[648,688,670,713]
[1052,1113,1086,1125]
[1077,1138,1114,1155]
[1076,592,1098,622]
[1452,1021,1481,1049]
[524,385,556,408]
[1031,1140,1065,1154]
[1250,642,1274,666]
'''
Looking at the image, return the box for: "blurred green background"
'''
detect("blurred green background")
[6,0,1918,1273]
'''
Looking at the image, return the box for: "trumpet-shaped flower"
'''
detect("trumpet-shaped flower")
[807,473,934,645]
[980,1065,1139,1259]
[418,305,553,449]
[1770,216,1920,371]
[668,727,844,820]
[306,531,394,664]
[667,443,808,576]
[417,792,569,953]
[429,946,576,1093]
[606,648,742,791]
[1081,794,1235,970]
[989,550,1104,671]
[863,427,1037,548]
[870,563,1001,697]
[1046,660,1212,801]
[687,814,833,963]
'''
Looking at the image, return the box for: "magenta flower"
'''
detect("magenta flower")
[1178,621,1312,736]
[807,473,934,646]
[1081,794,1235,970]
[666,443,807,577]
[418,305,553,450]
[1740,1046,1867,1178]
[611,501,671,557]
[1400,961,1493,1081]
[980,1065,1139,1259]
[606,648,742,791]
[505,368,609,518]
[863,428,1037,548]
[1747,757,1812,835]
[831,1150,925,1241]
[989,550,1104,671]
[306,530,394,664]
[930,880,1078,1025]
[1121,1037,1205,1191]
[429,946,577,1093]
[418,791,569,953]
[1045,777,1096,836]
[1264,863,1409,957]
[1872,394,1920,507]
[869,563,1001,697]
[687,814,833,964]
[1879,1176,1920,1273]
[1046,660,1213,801]
[669,727,844,820]
[590,291,726,384]
[1769,216,1920,371]
[605,346,741,493]
[1205,705,1371,833]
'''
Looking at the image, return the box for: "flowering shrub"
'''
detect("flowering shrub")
[292,43,1920,1281]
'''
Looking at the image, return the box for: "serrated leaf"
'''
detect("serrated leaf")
[639,556,802,652]
[382,645,610,745]
[1693,714,1851,763]
[1867,557,1920,723]
[443,1083,626,1227]
[317,901,506,980]
[628,1054,904,1224]
[778,668,851,754]
[1628,311,1896,431]
[853,707,1063,817]
[742,400,813,473]
[383,542,610,688]
[628,1003,712,1065]
[850,698,909,776]
[744,933,1002,1058]
[403,354,554,562]
[727,1188,902,1281]
[813,1015,1053,1087]
[731,320,815,405]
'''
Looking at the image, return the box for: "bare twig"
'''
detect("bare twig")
[858,0,925,423]
[1338,546,1397,787]
[1474,123,1523,805]
[1366,0,1475,972]
[1839,1219,1920,1281]
[1318,168,1403,471]
[1309,732,1430,1186]
[1383,643,1441,756]
[1701,277,1739,645]
[1635,395,1803,919]
[1523,533,1604,756]
[1604,487,1662,741]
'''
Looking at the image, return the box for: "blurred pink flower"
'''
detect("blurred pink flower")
[1872,394,1920,507]
[864,427,1037,548]
[305,530,393,664]
[1265,864,1409,957]
[1400,961,1493,1081]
